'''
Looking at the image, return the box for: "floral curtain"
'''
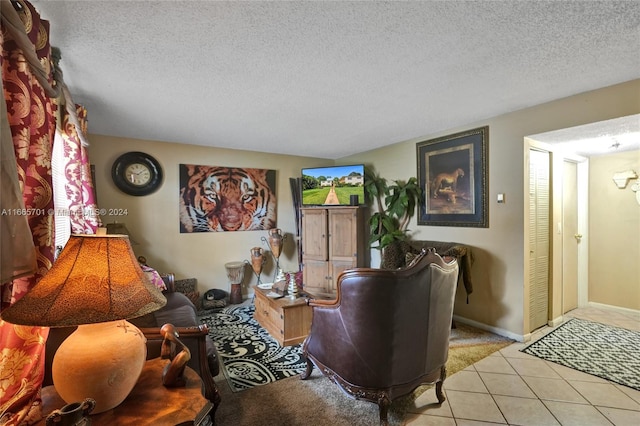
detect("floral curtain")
[59,88,100,234]
[1,0,57,424]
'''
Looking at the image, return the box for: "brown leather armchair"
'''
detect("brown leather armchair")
[301,248,459,425]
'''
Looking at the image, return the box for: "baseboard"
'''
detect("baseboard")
[453,315,525,343]
[587,301,640,316]
[522,332,534,343]
[548,316,564,328]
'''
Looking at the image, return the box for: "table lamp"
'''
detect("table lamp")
[1,234,166,413]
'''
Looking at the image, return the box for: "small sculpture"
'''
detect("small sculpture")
[160,323,191,388]
[45,398,95,426]
[288,272,299,299]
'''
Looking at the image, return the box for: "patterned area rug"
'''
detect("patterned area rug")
[200,304,305,392]
[521,318,640,391]
[200,304,514,393]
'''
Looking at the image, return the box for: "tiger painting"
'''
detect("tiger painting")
[179,165,277,233]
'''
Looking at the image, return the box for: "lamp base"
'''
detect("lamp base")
[52,320,147,413]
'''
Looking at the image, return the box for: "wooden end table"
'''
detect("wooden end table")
[36,358,213,425]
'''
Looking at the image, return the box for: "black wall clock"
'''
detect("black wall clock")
[111,151,163,196]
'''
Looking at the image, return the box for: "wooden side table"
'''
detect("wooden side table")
[253,287,313,346]
[36,358,213,425]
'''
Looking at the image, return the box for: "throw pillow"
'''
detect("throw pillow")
[174,278,200,309]
[140,264,167,291]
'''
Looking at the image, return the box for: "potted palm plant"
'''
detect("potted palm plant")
[364,166,422,256]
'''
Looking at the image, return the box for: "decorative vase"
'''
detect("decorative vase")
[46,398,95,426]
[52,321,146,414]
[250,247,265,285]
[267,229,284,282]
[268,228,283,259]
[225,261,246,304]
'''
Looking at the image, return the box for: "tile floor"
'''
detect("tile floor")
[404,306,640,425]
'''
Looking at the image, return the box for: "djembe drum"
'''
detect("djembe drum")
[225,261,246,304]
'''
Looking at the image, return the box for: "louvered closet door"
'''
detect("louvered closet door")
[529,149,550,331]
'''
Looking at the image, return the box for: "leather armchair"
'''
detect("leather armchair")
[301,248,459,425]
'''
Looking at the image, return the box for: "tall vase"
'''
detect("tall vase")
[250,247,265,285]
[268,228,283,259]
[267,228,285,282]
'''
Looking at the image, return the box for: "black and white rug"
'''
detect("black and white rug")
[521,318,640,391]
[199,304,306,392]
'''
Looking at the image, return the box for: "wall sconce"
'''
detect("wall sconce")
[612,170,638,189]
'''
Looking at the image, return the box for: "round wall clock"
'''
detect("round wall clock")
[111,151,163,196]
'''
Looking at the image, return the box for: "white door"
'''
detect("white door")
[562,160,579,313]
[529,149,550,331]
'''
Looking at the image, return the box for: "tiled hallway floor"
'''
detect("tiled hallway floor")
[404,306,640,425]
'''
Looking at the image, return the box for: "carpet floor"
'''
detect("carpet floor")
[201,304,514,425]
[521,318,640,391]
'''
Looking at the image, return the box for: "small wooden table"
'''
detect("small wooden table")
[36,358,213,426]
[253,287,314,346]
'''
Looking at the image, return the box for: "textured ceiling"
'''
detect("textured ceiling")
[33,0,640,159]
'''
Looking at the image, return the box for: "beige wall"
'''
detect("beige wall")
[588,150,640,310]
[88,136,331,296]
[342,79,640,338]
[88,79,639,339]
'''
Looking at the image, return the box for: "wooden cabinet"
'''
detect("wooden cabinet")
[254,288,313,346]
[301,206,366,296]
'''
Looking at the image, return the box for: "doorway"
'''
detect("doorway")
[562,160,579,313]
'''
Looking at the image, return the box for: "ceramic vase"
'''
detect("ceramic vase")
[268,228,283,259]
[52,321,146,414]
[250,247,265,284]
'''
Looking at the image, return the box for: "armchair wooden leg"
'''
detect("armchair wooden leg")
[435,365,447,403]
[300,358,314,380]
[378,395,390,426]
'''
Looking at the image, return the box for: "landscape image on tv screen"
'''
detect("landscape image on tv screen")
[301,164,365,206]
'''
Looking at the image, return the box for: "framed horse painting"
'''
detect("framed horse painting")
[416,126,488,227]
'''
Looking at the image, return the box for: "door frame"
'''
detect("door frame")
[524,138,589,335]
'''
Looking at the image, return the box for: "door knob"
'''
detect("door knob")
[574,234,583,241]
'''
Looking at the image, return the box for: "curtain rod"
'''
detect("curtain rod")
[1,0,61,97]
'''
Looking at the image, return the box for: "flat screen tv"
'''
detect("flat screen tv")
[301,164,365,206]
